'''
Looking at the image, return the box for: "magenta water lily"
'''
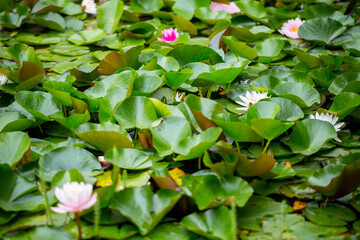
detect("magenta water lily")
[158,28,180,42]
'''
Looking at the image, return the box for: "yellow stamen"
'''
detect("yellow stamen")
[290,27,298,32]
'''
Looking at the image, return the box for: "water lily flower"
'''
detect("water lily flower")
[278,18,305,39]
[0,74,8,86]
[175,92,186,103]
[158,28,179,42]
[309,112,345,132]
[98,155,112,167]
[236,90,269,112]
[209,2,242,14]
[51,182,97,214]
[82,0,97,14]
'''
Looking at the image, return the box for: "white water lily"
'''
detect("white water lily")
[309,112,344,132]
[82,0,97,14]
[175,92,185,103]
[235,90,269,112]
[0,74,8,86]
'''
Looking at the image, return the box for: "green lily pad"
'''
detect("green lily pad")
[114,96,158,129]
[0,112,34,133]
[73,122,133,152]
[110,186,181,235]
[273,82,320,108]
[0,164,47,212]
[84,70,136,98]
[306,153,360,198]
[212,113,262,143]
[97,0,124,34]
[41,146,101,182]
[343,40,360,56]
[68,29,106,46]
[0,132,31,168]
[254,39,285,63]
[329,92,360,119]
[174,127,222,161]
[181,206,236,240]
[266,97,304,121]
[3,226,73,240]
[32,12,66,31]
[303,202,356,226]
[181,175,253,210]
[195,7,231,25]
[167,45,222,65]
[298,17,347,44]
[237,0,268,24]
[151,115,192,157]
[328,72,360,95]
[251,118,294,141]
[286,119,337,156]
[31,0,70,14]
[104,147,153,169]
[15,91,62,122]
[130,0,163,13]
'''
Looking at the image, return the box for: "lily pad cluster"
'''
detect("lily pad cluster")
[0,0,360,239]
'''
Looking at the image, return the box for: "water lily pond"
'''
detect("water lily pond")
[0,0,360,239]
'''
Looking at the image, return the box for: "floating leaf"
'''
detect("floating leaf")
[68,29,106,46]
[181,206,236,240]
[110,186,181,235]
[329,92,360,119]
[97,0,124,34]
[303,202,356,226]
[0,132,31,168]
[151,115,192,157]
[328,72,360,95]
[286,119,337,156]
[212,113,262,143]
[174,127,222,161]
[130,0,163,13]
[222,36,258,60]
[0,112,34,133]
[42,146,101,182]
[104,148,153,169]
[73,122,133,152]
[114,96,158,129]
[273,83,320,108]
[15,91,62,122]
[254,39,285,63]
[181,175,253,210]
[98,46,143,75]
[168,45,222,65]
[236,151,276,177]
[298,17,347,44]
[307,153,360,198]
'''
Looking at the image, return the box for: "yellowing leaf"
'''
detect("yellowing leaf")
[169,167,186,186]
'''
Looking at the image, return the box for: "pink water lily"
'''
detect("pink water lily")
[51,182,97,214]
[209,2,242,14]
[279,18,305,39]
[158,28,179,42]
